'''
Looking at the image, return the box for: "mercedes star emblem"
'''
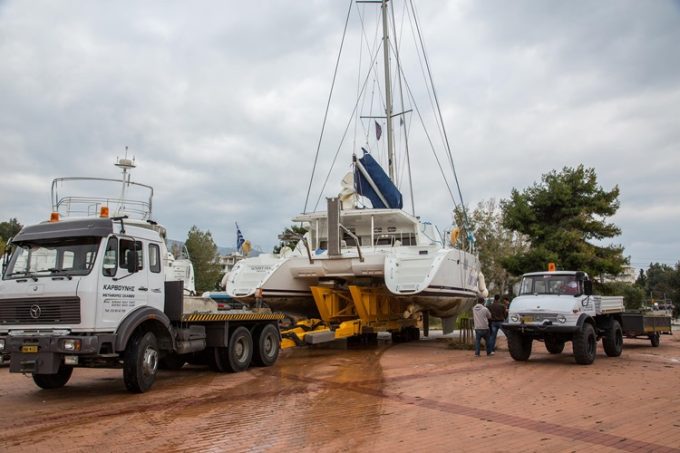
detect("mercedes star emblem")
[29,305,41,319]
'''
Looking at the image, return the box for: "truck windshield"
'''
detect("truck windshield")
[4,237,101,279]
[519,275,580,296]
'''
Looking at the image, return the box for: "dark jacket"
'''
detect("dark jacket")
[489,301,507,322]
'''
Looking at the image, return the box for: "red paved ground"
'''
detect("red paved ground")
[0,332,679,452]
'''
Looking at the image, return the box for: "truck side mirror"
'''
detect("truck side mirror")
[583,280,593,296]
[126,250,138,274]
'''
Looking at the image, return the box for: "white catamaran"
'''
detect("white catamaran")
[226,0,487,333]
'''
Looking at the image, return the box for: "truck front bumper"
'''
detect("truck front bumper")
[2,334,115,374]
[502,322,580,335]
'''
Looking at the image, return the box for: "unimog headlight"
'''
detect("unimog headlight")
[0,338,5,352]
[510,314,519,322]
[556,315,567,324]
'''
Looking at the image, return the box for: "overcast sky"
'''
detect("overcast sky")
[1,0,679,271]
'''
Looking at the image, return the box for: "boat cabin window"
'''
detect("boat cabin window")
[4,237,101,279]
[519,275,580,296]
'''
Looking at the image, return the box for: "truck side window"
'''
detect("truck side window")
[149,244,161,274]
[103,237,117,277]
[120,239,144,271]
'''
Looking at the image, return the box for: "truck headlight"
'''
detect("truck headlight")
[557,315,567,324]
[510,314,519,322]
[61,339,81,352]
[0,338,5,352]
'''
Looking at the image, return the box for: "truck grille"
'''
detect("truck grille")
[0,297,81,325]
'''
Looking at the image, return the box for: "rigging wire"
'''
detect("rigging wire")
[303,0,353,214]
[409,0,470,228]
[312,47,383,211]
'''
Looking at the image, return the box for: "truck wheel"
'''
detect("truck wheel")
[573,323,596,365]
[507,331,532,361]
[544,336,565,354]
[32,364,73,389]
[208,347,228,372]
[225,326,253,372]
[123,331,159,393]
[253,324,280,367]
[649,332,660,347]
[602,320,623,357]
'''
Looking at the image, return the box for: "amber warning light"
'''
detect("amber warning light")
[49,212,60,223]
[100,206,109,218]
[548,262,556,272]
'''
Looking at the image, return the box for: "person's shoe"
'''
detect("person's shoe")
[488,352,495,356]
[474,354,480,357]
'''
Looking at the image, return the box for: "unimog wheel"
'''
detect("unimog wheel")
[544,336,565,354]
[573,323,596,365]
[507,330,533,361]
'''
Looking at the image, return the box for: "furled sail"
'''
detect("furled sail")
[353,149,403,209]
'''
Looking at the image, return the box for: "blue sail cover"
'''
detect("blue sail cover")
[354,150,403,209]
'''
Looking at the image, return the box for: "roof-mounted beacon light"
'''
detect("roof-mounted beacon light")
[100,206,109,218]
[548,262,556,272]
[50,212,60,223]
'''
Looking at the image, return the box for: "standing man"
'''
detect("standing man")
[473,297,492,357]
[489,294,507,352]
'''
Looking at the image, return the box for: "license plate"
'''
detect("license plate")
[521,316,534,323]
[21,345,38,353]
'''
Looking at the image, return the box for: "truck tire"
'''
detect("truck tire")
[253,324,280,367]
[507,331,532,361]
[602,320,623,357]
[544,336,565,354]
[208,347,228,372]
[573,323,596,365]
[649,332,660,347]
[123,331,159,393]
[225,326,253,372]
[32,364,73,389]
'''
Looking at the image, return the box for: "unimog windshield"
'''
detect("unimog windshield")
[519,274,581,296]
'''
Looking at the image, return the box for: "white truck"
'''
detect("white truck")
[0,158,283,392]
[502,270,625,365]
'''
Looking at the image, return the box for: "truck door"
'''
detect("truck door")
[97,236,149,330]
[146,241,164,309]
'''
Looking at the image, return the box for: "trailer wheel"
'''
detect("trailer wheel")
[225,326,253,372]
[602,320,623,357]
[253,324,280,367]
[649,332,660,347]
[573,323,596,365]
[507,331,532,361]
[544,336,565,354]
[123,331,159,393]
[32,364,73,390]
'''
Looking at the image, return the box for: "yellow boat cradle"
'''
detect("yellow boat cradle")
[280,284,419,349]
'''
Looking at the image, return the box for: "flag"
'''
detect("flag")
[236,222,245,252]
[375,120,382,141]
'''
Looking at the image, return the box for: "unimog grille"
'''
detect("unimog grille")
[0,297,81,325]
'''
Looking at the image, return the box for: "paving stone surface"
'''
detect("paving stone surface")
[0,332,679,452]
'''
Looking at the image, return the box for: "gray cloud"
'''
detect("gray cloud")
[1,0,678,270]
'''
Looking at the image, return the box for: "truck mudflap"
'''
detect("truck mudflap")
[6,334,115,374]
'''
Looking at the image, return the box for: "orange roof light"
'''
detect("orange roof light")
[49,212,60,223]
[548,262,556,272]
[100,206,110,218]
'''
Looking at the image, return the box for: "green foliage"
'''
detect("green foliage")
[599,282,646,310]
[0,237,5,256]
[455,199,528,295]
[273,225,309,254]
[501,165,627,278]
[184,226,222,293]
[0,218,22,242]
[638,262,680,317]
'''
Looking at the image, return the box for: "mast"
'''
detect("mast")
[381,0,395,181]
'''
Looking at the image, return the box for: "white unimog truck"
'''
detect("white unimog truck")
[502,269,625,365]
[0,158,283,392]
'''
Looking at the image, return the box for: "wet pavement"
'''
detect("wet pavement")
[1,332,680,452]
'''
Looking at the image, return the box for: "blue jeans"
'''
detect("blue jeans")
[475,329,491,356]
[489,321,504,352]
